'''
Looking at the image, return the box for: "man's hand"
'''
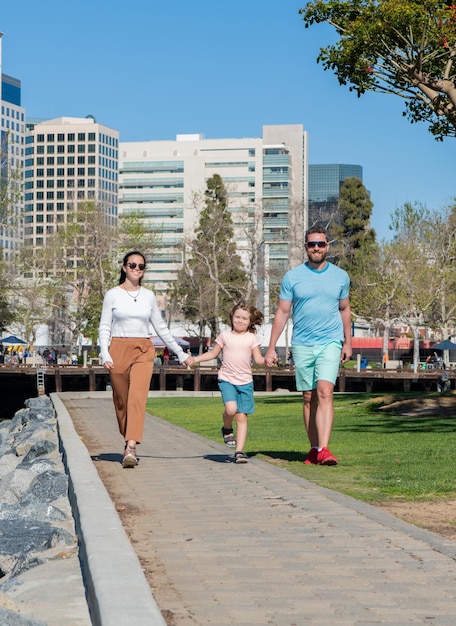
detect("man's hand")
[264,349,278,368]
[340,343,352,364]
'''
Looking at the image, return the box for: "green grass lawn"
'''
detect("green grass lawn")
[146,393,456,505]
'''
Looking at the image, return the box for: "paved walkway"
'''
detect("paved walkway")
[56,392,456,626]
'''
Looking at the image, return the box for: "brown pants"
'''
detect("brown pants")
[108,337,155,444]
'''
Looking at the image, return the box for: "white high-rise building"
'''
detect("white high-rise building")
[119,124,308,312]
[0,32,26,260]
[24,116,119,275]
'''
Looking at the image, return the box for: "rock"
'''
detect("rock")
[0,605,46,625]
[0,396,80,624]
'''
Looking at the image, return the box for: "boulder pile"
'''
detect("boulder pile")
[0,396,81,626]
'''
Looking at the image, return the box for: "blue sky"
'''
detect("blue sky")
[1,0,455,240]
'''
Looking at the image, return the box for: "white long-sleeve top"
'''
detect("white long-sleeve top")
[98,285,187,365]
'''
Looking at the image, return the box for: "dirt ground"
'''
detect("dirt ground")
[373,393,456,541]
[375,499,456,541]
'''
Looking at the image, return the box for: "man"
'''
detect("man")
[265,226,352,465]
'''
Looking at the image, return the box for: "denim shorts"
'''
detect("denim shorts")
[292,341,342,391]
[218,379,255,415]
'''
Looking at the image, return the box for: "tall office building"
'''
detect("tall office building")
[0,33,26,260]
[119,124,308,312]
[308,163,363,228]
[24,116,119,275]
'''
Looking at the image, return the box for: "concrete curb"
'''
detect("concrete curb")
[51,393,166,626]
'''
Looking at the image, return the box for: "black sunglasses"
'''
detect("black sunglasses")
[126,262,146,271]
[306,241,327,249]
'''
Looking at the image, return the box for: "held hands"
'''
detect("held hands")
[183,355,195,368]
[264,349,278,368]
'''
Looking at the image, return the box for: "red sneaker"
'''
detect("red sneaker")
[304,447,319,465]
[317,447,338,466]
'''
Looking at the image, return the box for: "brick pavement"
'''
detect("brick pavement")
[60,392,456,626]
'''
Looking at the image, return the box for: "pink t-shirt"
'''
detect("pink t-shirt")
[215,330,261,385]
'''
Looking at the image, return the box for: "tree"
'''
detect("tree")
[386,202,439,368]
[174,175,251,341]
[299,0,456,139]
[330,177,377,313]
[0,131,23,242]
[416,201,456,339]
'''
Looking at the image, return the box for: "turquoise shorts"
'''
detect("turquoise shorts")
[292,341,342,391]
[218,379,255,415]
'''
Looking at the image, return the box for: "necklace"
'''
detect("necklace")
[123,285,141,302]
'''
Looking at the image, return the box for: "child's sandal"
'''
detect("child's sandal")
[221,427,236,448]
[235,451,248,464]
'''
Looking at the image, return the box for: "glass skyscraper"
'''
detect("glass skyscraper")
[308,163,363,228]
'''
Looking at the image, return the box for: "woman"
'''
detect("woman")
[99,251,192,467]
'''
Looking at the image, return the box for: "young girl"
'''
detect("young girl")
[192,302,264,463]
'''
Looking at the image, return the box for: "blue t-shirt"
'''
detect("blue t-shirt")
[279,262,350,346]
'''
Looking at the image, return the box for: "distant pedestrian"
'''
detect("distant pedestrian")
[437,372,450,393]
[99,250,193,468]
[190,302,264,464]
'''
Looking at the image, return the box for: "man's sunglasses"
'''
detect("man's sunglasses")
[306,241,327,249]
[126,262,146,271]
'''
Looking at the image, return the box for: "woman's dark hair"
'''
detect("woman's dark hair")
[119,250,146,285]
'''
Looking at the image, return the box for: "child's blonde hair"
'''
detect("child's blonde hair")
[229,302,264,333]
